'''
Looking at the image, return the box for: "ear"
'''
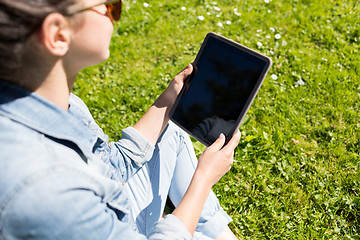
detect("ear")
[39,13,72,56]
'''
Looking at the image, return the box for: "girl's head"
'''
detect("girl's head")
[0,0,120,83]
[0,0,78,81]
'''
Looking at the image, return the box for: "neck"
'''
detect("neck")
[34,61,76,110]
[15,58,76,111]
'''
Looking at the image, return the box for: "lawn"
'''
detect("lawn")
[73,0,360,239]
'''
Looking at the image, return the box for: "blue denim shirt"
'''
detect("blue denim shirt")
[0,81,191,240]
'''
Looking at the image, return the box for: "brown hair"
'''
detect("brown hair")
[0,0,78,81]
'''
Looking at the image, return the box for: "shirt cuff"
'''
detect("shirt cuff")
[148,214,192,240]
[117,127,155,166]
[195,207,232,239]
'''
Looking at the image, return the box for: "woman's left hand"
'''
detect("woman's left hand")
[133,64,193,145]
[160,63,193,106]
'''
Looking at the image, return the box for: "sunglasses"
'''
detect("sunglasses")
[70,0,122,22]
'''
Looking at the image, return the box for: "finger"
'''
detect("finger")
[175,64,193,81]
[224,130,241,151]
[209,133,226,151]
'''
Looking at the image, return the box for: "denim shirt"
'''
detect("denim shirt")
[0,81,191,240]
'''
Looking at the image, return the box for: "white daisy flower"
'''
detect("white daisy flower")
[295,78,305,86]
[271,74,278,80]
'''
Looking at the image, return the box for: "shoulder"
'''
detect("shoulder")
[69,93,88,110]
[69,93,107,140]
[69,93,93,119]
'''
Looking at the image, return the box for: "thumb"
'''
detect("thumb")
[209,133,226,151]
[175,64,193,81]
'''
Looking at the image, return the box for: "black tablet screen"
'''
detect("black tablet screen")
[171,36,268,146]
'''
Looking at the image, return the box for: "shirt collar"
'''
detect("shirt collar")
[0,81,98,160]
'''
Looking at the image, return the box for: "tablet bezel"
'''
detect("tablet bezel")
[170,32,272,146]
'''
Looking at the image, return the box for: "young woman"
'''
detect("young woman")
[0,0,241,239]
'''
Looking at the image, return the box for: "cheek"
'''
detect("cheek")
[79,23,112,50]
[70,20,113,66]
[87,16,114,44]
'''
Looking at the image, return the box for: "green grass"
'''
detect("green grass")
[73,0,360,238]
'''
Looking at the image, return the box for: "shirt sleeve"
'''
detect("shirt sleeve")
[114,126,155,167]
[69,94,155,182]
[101,126,154,183]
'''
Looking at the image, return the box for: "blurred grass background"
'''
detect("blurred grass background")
[73,0,360,238]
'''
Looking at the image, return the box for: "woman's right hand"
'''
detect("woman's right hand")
[196,130,241,187]
[172,130,241,234]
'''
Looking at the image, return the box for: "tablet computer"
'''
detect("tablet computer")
[170,32,272,147]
